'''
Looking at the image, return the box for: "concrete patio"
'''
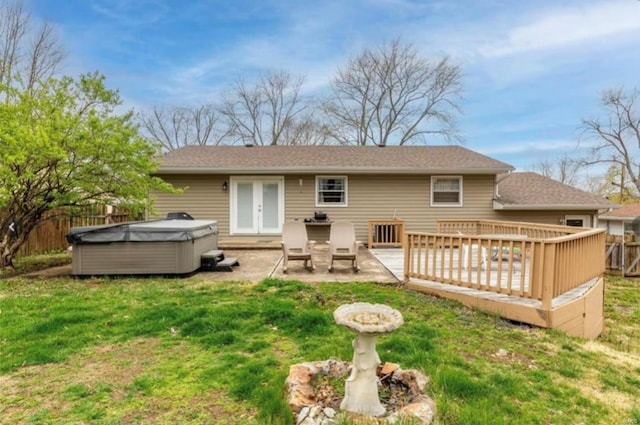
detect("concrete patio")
[21,245,401,284]
[199,244,400,284]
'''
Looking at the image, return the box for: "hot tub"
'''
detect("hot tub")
[67,219,218,276]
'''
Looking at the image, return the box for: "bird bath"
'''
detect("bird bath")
[333,302,404,417]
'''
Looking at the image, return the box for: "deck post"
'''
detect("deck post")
[403,233,410,284]
[541,242,556,313]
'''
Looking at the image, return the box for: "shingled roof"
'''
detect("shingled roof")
[158,145,514,174]
[598,202,640,220]
[495,172,616,210]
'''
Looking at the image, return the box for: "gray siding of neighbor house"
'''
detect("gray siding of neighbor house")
[152,173,500,242]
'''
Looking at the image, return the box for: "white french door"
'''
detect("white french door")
[230,177,284,234]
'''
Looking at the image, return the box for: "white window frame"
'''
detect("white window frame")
[316,176,348,207]
[564,214,592,228]
[430,176,463,207]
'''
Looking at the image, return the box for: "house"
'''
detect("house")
[153,145,614,244]
[598,202,640,275]
[494,172,617,228]
[597,202,640,241]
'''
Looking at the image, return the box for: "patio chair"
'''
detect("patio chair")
[458,231,487,271]
[461,243,488,271]
[328,221,361,272]
[281,221,316,272]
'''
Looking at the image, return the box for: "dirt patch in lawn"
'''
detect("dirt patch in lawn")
[569,341,640,421]
[0,338,253,424]
[582,340,640,369]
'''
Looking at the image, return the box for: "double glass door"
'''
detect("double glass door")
[231,177,283,234]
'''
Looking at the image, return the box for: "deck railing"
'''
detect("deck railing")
[368,219,405,248]
[436,219,583,239]
[405,220,606,309]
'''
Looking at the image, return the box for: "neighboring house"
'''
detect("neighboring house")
[597,202,640,240]
[153,145,614,243]
[495,172,617,228]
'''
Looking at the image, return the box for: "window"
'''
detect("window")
[431,176,462,206]
[624,221,640,235]
[565,219,584,227]
[316,176,347,206]
[564,215,591,227]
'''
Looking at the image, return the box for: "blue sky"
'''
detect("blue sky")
[28,0,640,172]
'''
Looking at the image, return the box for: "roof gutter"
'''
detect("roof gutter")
[157,166,515,175]
[598,215,638,221]
[493,200,613,210]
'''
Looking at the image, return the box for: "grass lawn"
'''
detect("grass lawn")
[0,252,71,279]
[0,266,639,424]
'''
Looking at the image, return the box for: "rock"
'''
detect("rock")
[296,406,310,425]
[322,358,350,377]
[286,360,436,424]
[495,348,509,357]
[287,365,309,386]
[379,362,400,376]
[309,406,322,417]
[391,369,430,397]
[287,364,319,413]
[297,406,323,425]
[398,401,435,424]
[323,407,336,418]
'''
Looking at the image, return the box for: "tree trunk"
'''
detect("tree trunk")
[0,217,35,269]
[0,241,16,269]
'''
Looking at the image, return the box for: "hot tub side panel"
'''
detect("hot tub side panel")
[72,232,217,275]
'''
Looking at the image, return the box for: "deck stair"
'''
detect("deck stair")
[201,249,239,272]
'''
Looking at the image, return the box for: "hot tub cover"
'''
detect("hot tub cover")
[67,219,218,244]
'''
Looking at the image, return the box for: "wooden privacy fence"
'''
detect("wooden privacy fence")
[17,206,131,257]
[605,242,640,276]
[406,219,606,310]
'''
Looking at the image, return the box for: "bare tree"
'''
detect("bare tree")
[282,116,331,146]
[581,87,640,193]
[0,0,64,92]
[221,70,313,145]
[532,154,582,186]
[140,105,229,150]
[322,38,462,146]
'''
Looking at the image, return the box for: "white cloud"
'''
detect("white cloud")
[90,0,169,26]
[479,1,640,58]
[478,139,583,156]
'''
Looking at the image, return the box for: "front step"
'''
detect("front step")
[200,250,240,272]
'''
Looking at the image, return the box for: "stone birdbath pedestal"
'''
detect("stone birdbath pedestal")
[333,302,404,417]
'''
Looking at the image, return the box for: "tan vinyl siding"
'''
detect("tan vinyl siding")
[154,173,595,242]
[284,174,498,241]
[151,174,230,237]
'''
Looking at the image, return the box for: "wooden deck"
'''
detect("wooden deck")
[371,248,598,309]
[370,219,607,339]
